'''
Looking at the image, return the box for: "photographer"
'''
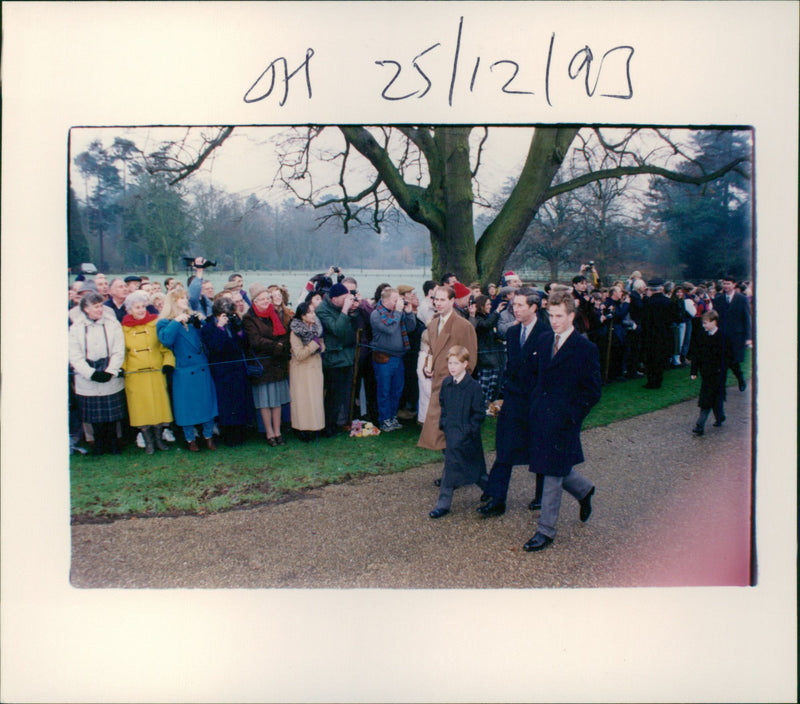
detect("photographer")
[492,286,516,339]
[200,297,253,446]
[157,289,218,451]
[580,261,600,288]
[600,286,629,381]
[468,294,506,407]
[187,256,216,317]
[302,265,345,301]
[316,282,360,435]
[571,275,600,336]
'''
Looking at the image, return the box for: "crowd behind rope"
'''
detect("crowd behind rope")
[68,260,753,457]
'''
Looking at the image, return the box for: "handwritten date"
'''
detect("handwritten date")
[243,17,634,107]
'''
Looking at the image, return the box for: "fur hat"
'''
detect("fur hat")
[249,283,269,302]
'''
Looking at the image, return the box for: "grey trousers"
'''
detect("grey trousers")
[536,469,594,539]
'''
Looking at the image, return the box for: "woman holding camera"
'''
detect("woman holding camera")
[68,291,127,455]
[468,294,506,407]
[157,289,218,451]
[121,290,174,454]
[201,297,253,446]
[243,283,292,446]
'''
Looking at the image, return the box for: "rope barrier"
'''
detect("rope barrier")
[68,342,510,377]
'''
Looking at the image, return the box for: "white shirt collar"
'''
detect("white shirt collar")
[554,326,575,344]
[452,370,467,384]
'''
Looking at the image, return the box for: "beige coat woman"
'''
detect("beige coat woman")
[288,303,326,435]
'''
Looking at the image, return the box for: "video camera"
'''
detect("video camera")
[182,257,217,268]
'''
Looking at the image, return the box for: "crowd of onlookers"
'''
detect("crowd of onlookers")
[68,260,753,456]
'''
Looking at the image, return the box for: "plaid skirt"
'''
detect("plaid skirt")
[78,390,127,423]
[477,367,501,406]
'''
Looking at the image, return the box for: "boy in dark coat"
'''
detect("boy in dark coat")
[689,310,734,436]
[429,346,488,519]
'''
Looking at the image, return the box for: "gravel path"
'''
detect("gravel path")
[71,392,753,588]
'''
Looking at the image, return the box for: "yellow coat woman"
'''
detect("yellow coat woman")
[121,292,175,442]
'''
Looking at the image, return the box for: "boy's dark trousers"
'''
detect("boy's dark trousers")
[694,398,725,430]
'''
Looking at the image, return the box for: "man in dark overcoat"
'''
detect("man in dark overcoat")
[523,291,602,552]
[478,288,551,517]
[640,278,678,389]
[713,275,752,392]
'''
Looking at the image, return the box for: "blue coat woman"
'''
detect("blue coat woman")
[157,289,218,450]
[200,297,253,444]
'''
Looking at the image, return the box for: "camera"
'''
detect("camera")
[183,257,217,268]
[332,266,341,273]
[469,295,475,305]
[187,312,203,329]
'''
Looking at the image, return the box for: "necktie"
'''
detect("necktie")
[520,325,527,346]
[552,334,561,357]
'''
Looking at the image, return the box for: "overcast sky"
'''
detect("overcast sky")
[69,125,539,205]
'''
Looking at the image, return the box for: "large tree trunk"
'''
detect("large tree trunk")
[430,128,477,283]
[475,127,579,286]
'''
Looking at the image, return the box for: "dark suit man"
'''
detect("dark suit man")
[523,291,602,552]
[713,275,752,392]
[640,278,678,389]
[478,289,551,517]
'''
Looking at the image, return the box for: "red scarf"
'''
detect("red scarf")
[121,312,158,327]
[252,302,286,335]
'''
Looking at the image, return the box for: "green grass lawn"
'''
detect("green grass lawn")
[71,353,751,521]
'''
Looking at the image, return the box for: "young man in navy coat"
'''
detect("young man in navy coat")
[713,275,752,392]
[524,290,602,553]
[478,288,551,517]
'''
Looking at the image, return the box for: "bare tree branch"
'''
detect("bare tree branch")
[545,158,749,201]
[145,127,234,185]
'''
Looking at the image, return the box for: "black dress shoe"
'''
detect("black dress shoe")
[429,507,450,519]
[433,478,441,487]
[479,492,491,503]
[579,486,595,522]
[523,532,553,552]
[738,379,746,392]
[528,500,542,511]
[692,426,704,436]
[477,499,505,517]
[712,416,726,427]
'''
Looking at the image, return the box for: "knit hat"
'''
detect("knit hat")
[453,282,471,299]
[249,283,269,302]
[328,283,349,298]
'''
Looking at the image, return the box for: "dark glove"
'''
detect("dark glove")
[90,370,113,382]
[162,365,175,375]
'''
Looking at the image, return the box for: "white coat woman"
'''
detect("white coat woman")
[68,291,126,455]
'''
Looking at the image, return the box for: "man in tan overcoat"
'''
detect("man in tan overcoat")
[417,285,478,451]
